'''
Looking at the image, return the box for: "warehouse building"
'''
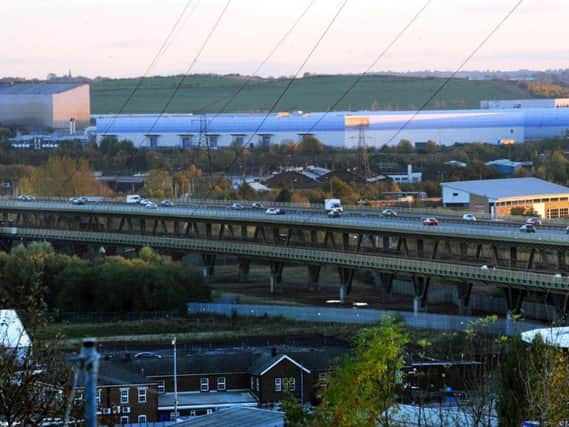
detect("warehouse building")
[481,98,569,109]
[94,105,569,149]
[441,177,569,218]
[0,83,90,130]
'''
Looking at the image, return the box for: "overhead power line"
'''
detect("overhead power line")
[195,0,317,118]
[139,0,233,143]
[307,0,432,133]
[225,0,349,172]
[386,0,524,145]
[101,0,195,135]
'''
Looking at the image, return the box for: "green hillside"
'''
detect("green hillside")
[90,74,533,114]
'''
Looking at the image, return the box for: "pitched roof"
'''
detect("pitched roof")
[442,177,569,200]
[0,83,86,95]
[248,354,310,375]
[174,406,284,427]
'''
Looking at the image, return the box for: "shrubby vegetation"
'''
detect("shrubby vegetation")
[0,242,209,315]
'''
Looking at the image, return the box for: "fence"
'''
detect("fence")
[187,303,542,337]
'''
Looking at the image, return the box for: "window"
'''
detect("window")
[200,377,209,392]
[259,134,272,146]
[274,377,282,392]
[181,135,193,149]
[158,380,165,393]
[96,389,101,405]
[120,416,129,426]
[74,392,83,405]
[190,410,196,416]
[138,387,147,403]
[233,135,245,146]
[256,377,260,392]
[286,377,296,392]
[318,372,328,384]
[120,388,129,404]
[138,415,147,425]
[206,135,218,148]
[147,135,159,149]
[206,409,213,415]
[561,208,569,217]
[217,377,226,391]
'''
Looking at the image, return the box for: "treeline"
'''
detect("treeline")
[0,243,209,315]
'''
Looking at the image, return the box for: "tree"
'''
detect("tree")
[498,337,529,427]
[328,177,358,204]
[18,156,111,197]
[298,135,325,162]
[275,188,292,203]
[144,169,173,198]
[397,139,413,154]
[425,140,437,154]
[311,318,408,426]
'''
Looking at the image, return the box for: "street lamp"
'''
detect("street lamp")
[172,336,178,421]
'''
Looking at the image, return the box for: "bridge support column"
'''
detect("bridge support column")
[510,247,518,268]
[201,254,216,279]
[269,262,284,295]
[504,287,525,319]
[417,239,424,258]
[378,272,394,294]
[557,249,566,271]
[527,248,536,269]
[307,265,321,290]
[337,267,355,303]
[412,276,430,314]
[457,282,473,315]
[239,258,251,282]
[551,293,569,324]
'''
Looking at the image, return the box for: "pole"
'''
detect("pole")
[82,338,99,427]
[172,336,178,421]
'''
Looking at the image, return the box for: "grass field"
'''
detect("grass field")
[90,74,533,114]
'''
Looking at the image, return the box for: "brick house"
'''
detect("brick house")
[81,348,344,422]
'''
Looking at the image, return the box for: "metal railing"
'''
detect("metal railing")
[1,227,568,290]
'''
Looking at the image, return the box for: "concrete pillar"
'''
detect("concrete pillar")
[270,273,276,295]
[413,297,420,315]
[307,265,321,290]
[239,259,251,282]
[339,286,345,303]
[269,262,283,295]
[201,254,216,279]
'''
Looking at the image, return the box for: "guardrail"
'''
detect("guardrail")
[187,303,542,337]
[1,227,567,290]
[0,199,567,246]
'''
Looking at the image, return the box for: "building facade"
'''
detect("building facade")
[441,177,569,218]
[0,83,90,130]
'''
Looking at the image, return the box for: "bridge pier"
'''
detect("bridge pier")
[549,293,569,324]
[378,272,394,294]
[269,262,284,295]
[504,287,526,319]
[337,267,355,303]
[307,265,321,290]
[238,258,251,282]
[412,276,430,314]
[201,254,216,279]
[456,282,473,315]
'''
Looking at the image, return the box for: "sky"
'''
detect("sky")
[0,0,566,79]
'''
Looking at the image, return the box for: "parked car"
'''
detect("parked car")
[526,217,542,226]
[251,202,264,209]
[382,208,398,217]
[160,199,175,207]
[328,208,343,218]
[265,208,285,215]
[231,203,245,210]
[134,352,162,359]
[423,217,439,226]
[520,224,536,233]
[462,213,477,221]
[145,202,158,209]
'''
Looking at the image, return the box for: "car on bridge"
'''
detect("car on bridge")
[160,199,175,207]
[423,217,439,226]
[251,202,264,209]
[520,224,536,233]
[526,217,542,226]
[231,203,245,210]
[382,208,398,217]
[328,208,343,218]
[265,208,285,215]
[144,202,158,209]
[462,213,477,221]
[69,197,85,205]
[17,194,35,201]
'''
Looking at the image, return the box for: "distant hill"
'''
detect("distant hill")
[90,74,534,114]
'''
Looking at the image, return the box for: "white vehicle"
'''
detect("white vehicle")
[231,203,245,210]
[265,208,285,215]
[328,208,343,218]
[462,213,477,221]
[382,208,398,217]
[144,202,158,209]
[324,198,343,213]
[126,194,141,204]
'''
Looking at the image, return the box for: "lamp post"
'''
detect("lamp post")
[172,336,178,421]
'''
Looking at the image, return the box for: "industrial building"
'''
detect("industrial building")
[441,177,569,218]
[94,104,569,149]
[481,98,569,109]
[0,83,90,130]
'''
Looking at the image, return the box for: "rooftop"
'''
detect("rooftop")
[175,407,284,427]
[0,309,31,348]
[442,177,569,200]
[0,82,86,95]
[521,326,569,348]
[158,390,258,410]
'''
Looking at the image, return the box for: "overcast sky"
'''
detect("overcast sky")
[0,0,566,79]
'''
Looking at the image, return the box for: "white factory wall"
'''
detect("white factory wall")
[442,185,471,206]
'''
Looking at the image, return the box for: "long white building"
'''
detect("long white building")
[94,105,569,149]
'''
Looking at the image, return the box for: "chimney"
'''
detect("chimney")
[69,118,76,135]
[407,164,413,183]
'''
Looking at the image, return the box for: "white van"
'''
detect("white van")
[126,194,142,204]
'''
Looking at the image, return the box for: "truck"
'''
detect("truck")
[324,198,343,213]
